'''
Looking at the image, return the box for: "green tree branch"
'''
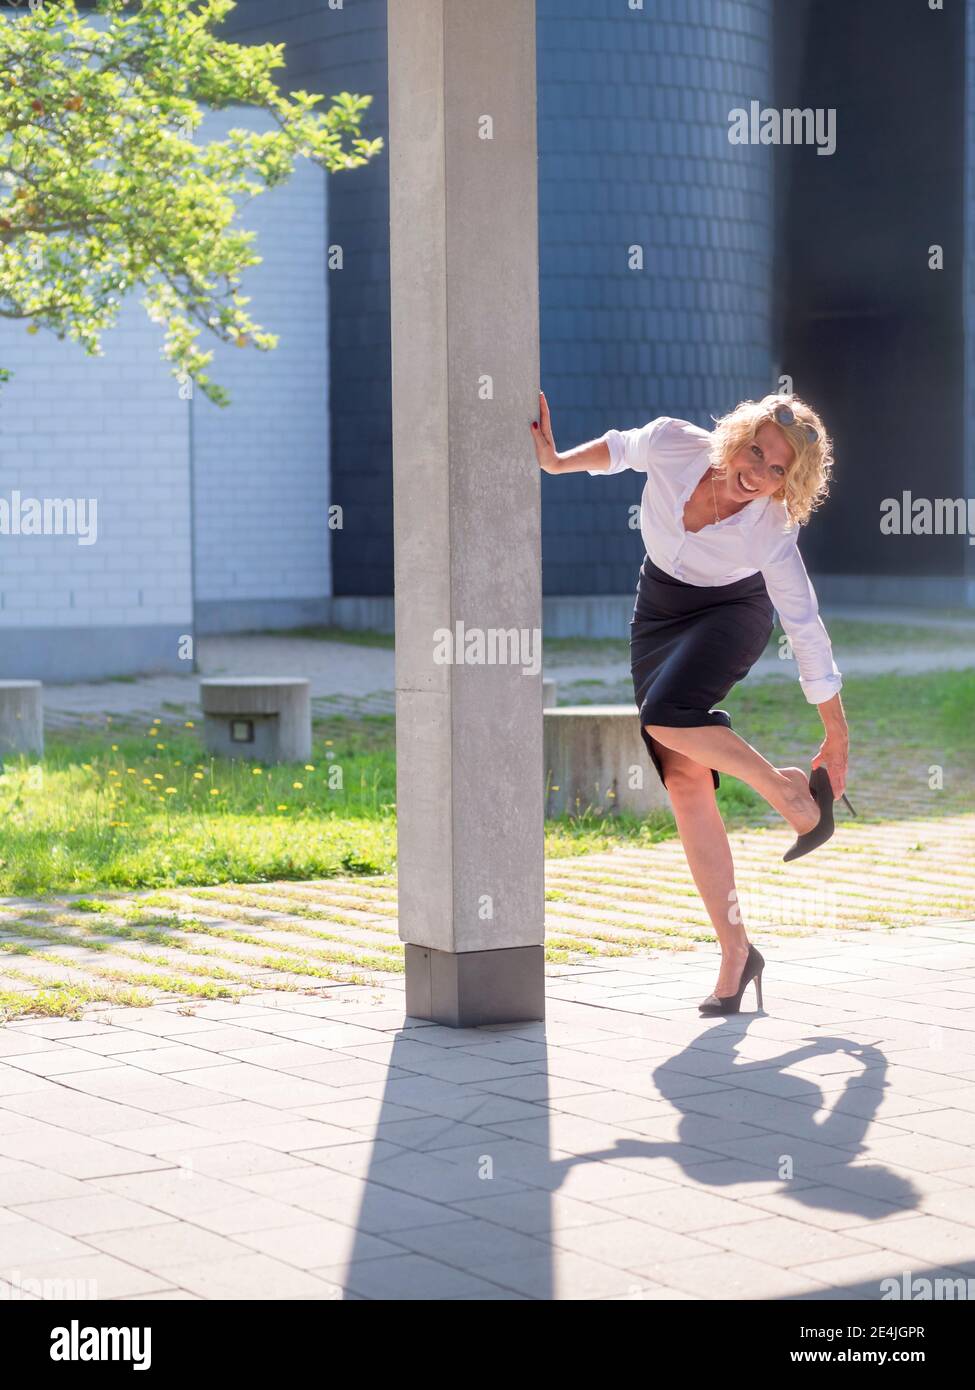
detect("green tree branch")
[0,0,383,403]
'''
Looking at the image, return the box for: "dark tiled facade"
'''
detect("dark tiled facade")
[223,0,970,606]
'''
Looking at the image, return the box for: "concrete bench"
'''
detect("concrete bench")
[544,704,669,818]
[199,677,312,763]
[0,680,44,759]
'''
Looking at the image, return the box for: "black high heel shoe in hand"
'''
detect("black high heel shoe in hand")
[699,943,765,1016]
[783,765,857,863]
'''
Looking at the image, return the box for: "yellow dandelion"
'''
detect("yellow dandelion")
[142,778,152,785]
[276,804,288,811]
[304,764,315,771]
[193,772,204,780]
[109,769,119,777]
[209,788,220,796]
[165,787,177,795]
[292,781,303,789]
[156,743,166,750]
[111,744,119,752]
[252,768,263,775]
[127,768,136,774]
[184,720,195,728]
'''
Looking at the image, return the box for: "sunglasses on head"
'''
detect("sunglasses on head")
[772,401,819,444]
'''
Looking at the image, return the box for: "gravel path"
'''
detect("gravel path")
[34,603,975,729]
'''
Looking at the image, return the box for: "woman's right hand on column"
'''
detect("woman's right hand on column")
[530,390,561,473]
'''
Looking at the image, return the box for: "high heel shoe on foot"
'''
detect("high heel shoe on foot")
[698,943,765,1016]
[782,765,857,864]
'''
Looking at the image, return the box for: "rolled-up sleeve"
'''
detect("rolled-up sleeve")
[588,420,665,476]
[760,536,843,705]
[589,416,710,476]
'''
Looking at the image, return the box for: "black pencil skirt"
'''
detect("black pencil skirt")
[630,553,775,791]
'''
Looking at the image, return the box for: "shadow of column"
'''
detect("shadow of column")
[339,1024,555,1299]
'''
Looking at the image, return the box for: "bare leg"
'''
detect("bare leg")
[645,721,818,834]
[655,742,751,997]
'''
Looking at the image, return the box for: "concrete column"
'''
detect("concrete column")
[388,0,544,1026]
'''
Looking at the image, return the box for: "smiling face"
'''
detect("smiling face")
[709,394,832,527]
[720,420,795,505]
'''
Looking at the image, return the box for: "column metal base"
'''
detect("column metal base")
[404,944,545,1028]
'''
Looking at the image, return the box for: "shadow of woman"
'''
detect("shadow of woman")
[546,1024,919,1220]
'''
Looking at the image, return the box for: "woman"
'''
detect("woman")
[530,390,853,1016]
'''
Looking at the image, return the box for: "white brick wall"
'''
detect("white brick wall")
[191,107,330,611]
[0,293,194,633]
[0,101,330,674]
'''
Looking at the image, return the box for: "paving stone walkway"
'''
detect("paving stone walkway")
[2,862,975,1298]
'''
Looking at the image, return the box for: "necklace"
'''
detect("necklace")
[709,469,722,524]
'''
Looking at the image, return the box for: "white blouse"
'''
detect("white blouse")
[592,415,842,706]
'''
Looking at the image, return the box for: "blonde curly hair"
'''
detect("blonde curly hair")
[708,393,833,527]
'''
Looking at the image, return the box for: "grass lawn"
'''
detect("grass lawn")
[812,619,975,650]
[543,620,975,668]
[260,624,394,648]
[0,669,971,898]
[0,715,397,896]
[241,616,975,668]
